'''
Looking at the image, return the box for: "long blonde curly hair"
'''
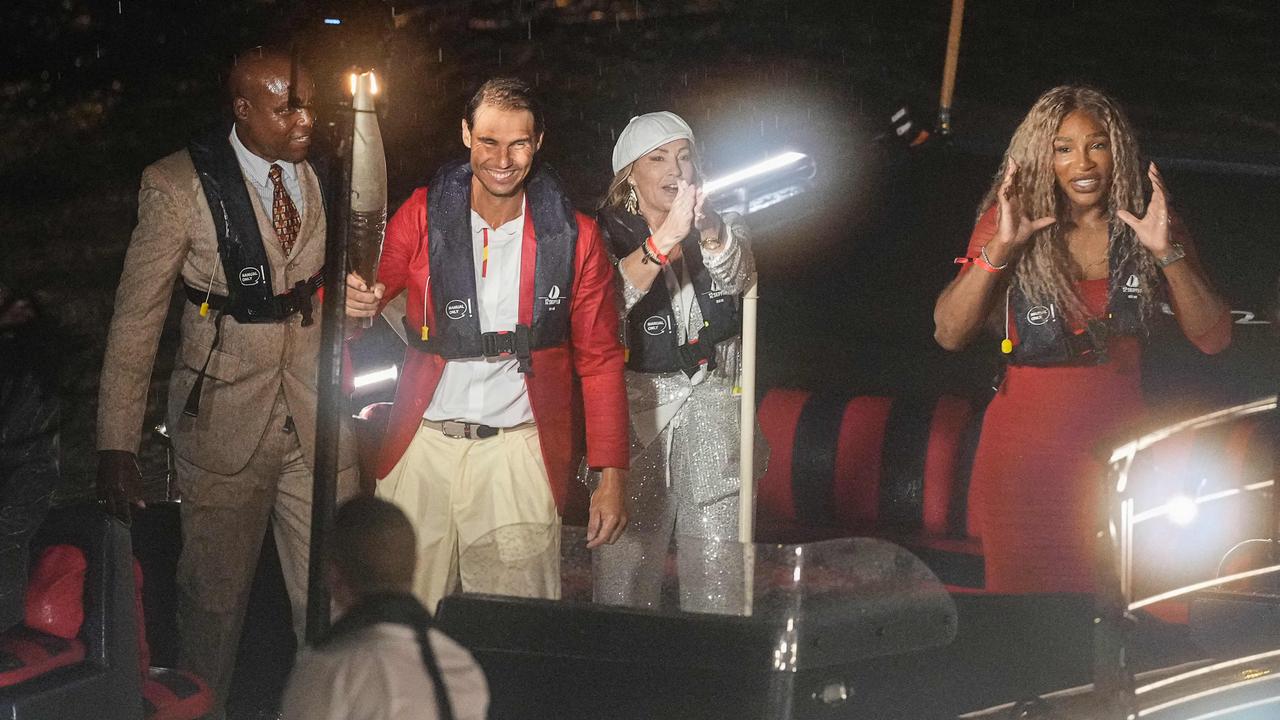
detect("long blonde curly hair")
[981,85,1158,326]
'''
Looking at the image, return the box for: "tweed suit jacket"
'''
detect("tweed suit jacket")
[97,144,356,477]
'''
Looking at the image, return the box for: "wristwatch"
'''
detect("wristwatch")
[1156,242,1186,269]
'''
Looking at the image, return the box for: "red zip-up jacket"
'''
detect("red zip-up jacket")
[373,187,629,512]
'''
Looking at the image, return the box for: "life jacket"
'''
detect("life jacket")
[405,159,577,373]
[182,125,326,417]
[1007,249,1148,366]
[186,124,325,326]
[598,209,741,375]
[317,592,454,720]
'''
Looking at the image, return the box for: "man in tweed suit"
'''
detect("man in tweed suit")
[95,48,357,716]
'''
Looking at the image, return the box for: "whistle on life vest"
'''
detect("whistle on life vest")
[420,325,429,342]
[1001,338,1013,354]
[200,302,210,318]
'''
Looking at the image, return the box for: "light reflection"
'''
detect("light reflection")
[703,152,808,194]
[353,365,398,389]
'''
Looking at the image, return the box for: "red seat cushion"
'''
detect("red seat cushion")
[0,626,86,687]
[24,544,87,640]
[144,667,213,720]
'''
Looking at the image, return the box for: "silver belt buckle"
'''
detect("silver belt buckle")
[440,420,468,439]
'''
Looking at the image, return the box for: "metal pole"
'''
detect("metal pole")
[306,107,353,643]
[1093,452,1135,718]
[937,0,966,136]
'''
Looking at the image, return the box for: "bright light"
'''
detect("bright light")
[323,17,342,25]
[350,71,380,98]
[1166,494,1199,526]
[353,365,398,389]
[703,152,808,194]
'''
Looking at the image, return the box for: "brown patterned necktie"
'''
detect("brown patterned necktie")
[268,164,300,256]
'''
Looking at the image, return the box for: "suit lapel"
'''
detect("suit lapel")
[291,161,324,262]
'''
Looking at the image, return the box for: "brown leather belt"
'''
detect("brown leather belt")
[421,418,535,440]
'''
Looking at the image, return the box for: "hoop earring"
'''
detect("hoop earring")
[624,185,639,215]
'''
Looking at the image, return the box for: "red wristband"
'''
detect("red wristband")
[645,236,669,265]
[973,254,1001,273]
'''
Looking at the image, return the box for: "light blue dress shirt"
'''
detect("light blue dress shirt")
[229,125,306,217]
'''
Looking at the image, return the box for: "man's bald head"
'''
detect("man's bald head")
[228,47,316,163]
[228,48,296,104]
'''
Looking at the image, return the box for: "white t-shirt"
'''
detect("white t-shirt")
[281,623,489,720]
[423,207,534,427]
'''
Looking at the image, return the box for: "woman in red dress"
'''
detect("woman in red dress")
[933,86,1232,593]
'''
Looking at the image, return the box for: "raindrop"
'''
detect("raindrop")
[96,45,101,59]
[527,19,532,40]
[535,72,540,86]
[498,48,503,65]
[610,127,615,142]
[117,1,122,13]
[438,48,443,63]
[682,73,687,87]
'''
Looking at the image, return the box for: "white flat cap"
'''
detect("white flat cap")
[611,111,695,175]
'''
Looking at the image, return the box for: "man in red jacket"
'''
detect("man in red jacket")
[346,77,628,612]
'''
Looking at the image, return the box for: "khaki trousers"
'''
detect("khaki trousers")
[174,391,356,717]
[377,422,561,614]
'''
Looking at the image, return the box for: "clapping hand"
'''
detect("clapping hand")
[653,179,698,256]
[1116,163,1173,257]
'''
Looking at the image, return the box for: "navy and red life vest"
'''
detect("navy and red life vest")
[404,160,577,371]
[597,209,740,375]
[1008,249,1149,366]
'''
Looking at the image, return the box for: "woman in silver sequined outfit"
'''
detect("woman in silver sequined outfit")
[586,112,763,613]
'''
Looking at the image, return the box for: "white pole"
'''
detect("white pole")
[737,274,759,616]
[737,274,759,544]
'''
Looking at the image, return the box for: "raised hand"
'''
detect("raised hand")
[345,271,383,318]
[988,160,1056,266]
[1116,163,1173,256]
[653,179,697,254]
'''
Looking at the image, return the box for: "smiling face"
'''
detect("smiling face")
[628,139,696,216]
[462,102,542,201]
[232,56,315,163]
[1052,109,1114,212]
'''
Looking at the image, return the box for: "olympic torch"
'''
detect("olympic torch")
[348,70,387,328]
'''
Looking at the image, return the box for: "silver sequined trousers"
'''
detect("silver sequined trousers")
[586,215,769,614]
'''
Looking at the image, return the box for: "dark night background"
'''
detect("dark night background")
[2,0,1278,500]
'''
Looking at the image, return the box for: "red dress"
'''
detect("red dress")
[964,209,1144,594]
[971,278,1145,593]
[960,209,1231,594]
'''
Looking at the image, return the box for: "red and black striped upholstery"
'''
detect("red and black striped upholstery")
[143,667,212,720]
[0,544,89,688]
[0,627,86,687]
[755,389,985,588]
